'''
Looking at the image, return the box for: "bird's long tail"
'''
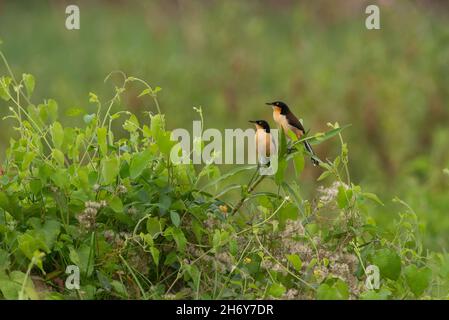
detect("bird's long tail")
[304,141,319,166]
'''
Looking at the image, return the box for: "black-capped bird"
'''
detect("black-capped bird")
[249,120,277,166]
[266,101,319,166]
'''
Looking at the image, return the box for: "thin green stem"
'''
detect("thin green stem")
[119,254,148,300]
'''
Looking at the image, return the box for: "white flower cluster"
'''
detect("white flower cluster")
[76,200,107,230]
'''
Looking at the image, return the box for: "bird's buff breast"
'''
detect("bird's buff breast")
[273,110,290,133]
[255,130,272,157]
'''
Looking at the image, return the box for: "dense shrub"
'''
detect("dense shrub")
[0,55,448,299]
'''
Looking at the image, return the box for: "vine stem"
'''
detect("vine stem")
[0,50,52,147]
[164,198,288,296]
[3,84,53,150]
[18,259,34,300]
[215,237,253,298]
[231,173,266,215]
[119,254,148,300]
[127,77,162,114]
[236,197,288,236]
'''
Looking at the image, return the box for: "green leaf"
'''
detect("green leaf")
[156,131,176,156]
[360,288,391,300]
[192,219,203,243]
[51,122,64,149]
[129,149,153,179]
[212,230,223,250]
[52,149,65,167]
[278,127,288,156]
[153,86,162,94]
[109,196,123,213]
[97,127,108,156]
[140,232,154,246]
[292,152,305,177]
[22,73,35,96]
[29,179,42,195]
[46,99,58,123]
[51,168,70,188]
[96,271,111,292]
[138,88,151,97]
[362,192,384,206]
[0,249,11,270]
[63,127,76,152]
[123,114,139,132]
[167,227,187,252]
[317,170,331,182]
[171,199,186,211]
[0,279,20,299]
[146,217,165,238]
[70,245,94,277]
[404,265,432,297]
[22,151,36,171]
[170,211,181,227]
[111,280,127,297]
[142,125,152,138]
[27,104,44,129]
[317,279,349,300]
[40,220,61,249]
[0,270,38,300]
[184,264,200,289]
[286,254,302,271]
[88,92,99,104]
[268,283,286,298]
[372,248,402,281]
[278,203,298,228]
[150,246,160,266]
[164,252,177,266]
[0,191,11,211]
[101,157,120,185]
[65,107,85,117]
[337,185,348,209]
[0,77,11,101]
[307,124,351,146]
[274,158,287,186]
[16,269,40,299]
[150,114,165,137]
[17,232,48,260]
[69,247,80,266]
[0,270,21,299]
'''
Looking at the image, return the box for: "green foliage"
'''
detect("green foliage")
[317,278,349,300]
[404,265,432,297]
[0,58,448,300]
[371,249,402,281]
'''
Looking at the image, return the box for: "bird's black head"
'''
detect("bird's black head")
[249,120,270,133]
[265,101,289,114]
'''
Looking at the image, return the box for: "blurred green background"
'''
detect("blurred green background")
[0,0,448,250]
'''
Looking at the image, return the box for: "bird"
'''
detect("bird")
[248,120,277,166]
[266,101,319,166]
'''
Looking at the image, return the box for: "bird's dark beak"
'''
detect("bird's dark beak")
[265,102,274,106]
[248,120,257,124]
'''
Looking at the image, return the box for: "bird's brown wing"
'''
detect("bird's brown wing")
[286,112,306,137]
